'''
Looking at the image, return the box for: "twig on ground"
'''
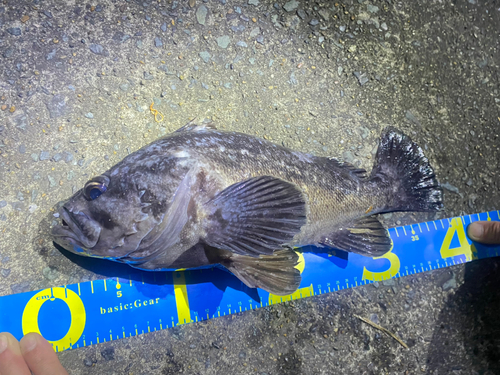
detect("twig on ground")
[354,315,409,349]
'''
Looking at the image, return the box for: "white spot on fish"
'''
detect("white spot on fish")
[241,149,249,156]
[172,150,190,159]
[293,151,314,164]
[219,146,226,152]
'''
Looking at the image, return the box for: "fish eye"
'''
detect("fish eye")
[83,176,110,201]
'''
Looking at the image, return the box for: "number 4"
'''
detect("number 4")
[440,218,476,260]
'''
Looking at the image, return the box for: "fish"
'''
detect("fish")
[51,122,443,295]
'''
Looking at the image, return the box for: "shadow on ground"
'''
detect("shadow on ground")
[427,258,500,374]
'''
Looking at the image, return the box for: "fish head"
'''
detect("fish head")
[51,169,169,261]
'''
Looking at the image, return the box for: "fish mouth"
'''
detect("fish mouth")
[51,206,101,252]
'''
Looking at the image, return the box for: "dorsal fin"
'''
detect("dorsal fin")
[327,157,368,179]
[174,119,217,133]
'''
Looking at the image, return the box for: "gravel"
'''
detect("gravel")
[283,0,299,12]
[89,44,108,56]
[199,51,211,63]
[196,5,208,25]
[353,71,369,86]
[39,151,50,161]
[7,27,21,36]
[216,35,231,49]
[46,94,69,118]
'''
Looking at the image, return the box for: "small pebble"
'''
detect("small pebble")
[297,9,307,19]
[7,27,22,36]
[353,71,369,85]
[101,347,115,361]
[196,5,208,25]
[1,269,10,278]
[11,281,31,294]
[42,266,59,281]
[250,27,260,38]
[199,51,211,63]
[217,35,231,49]
[52,153,63,162]
[46,94,68,118]
[283,0,299,12]
[89,44,107,56]
[119,83,130,91]
[48,175,57,188]
[39,151,50,161]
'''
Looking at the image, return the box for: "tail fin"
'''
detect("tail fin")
[371,127,443,212]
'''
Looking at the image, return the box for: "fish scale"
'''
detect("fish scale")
[1,210,498,352]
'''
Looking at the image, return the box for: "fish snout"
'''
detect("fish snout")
[52,204,102,251]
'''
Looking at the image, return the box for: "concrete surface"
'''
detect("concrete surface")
[0,0,499,374]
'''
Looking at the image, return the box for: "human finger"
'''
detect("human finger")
[0,332,32,375]
[467,221,500,245]
[20,333,69,375]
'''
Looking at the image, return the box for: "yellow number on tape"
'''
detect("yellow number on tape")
[22,287,86,351]
[362,248,401,282]
[440,218,477,261]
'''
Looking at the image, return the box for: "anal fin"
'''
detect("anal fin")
[218,248,302,296]
[319,216,392,257]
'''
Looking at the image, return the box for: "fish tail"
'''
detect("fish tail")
[371,127,443,212]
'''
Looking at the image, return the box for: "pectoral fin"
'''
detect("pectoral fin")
[217,247,301,296]
[203,176,306,257]
[319,216,392,257]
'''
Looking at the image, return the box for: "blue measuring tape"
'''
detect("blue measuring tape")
[0,211,499,352]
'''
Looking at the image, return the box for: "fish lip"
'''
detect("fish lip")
[51,206,101,250]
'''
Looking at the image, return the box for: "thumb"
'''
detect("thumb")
[467,221,500,245]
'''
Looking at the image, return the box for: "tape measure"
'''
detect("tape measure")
[1,211,499,352]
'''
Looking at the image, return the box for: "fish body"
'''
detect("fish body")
[52,123,442,295]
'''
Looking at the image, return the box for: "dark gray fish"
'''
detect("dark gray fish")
[52,122,442,295]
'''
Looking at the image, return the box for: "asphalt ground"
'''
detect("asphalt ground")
[0,0,499,374]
